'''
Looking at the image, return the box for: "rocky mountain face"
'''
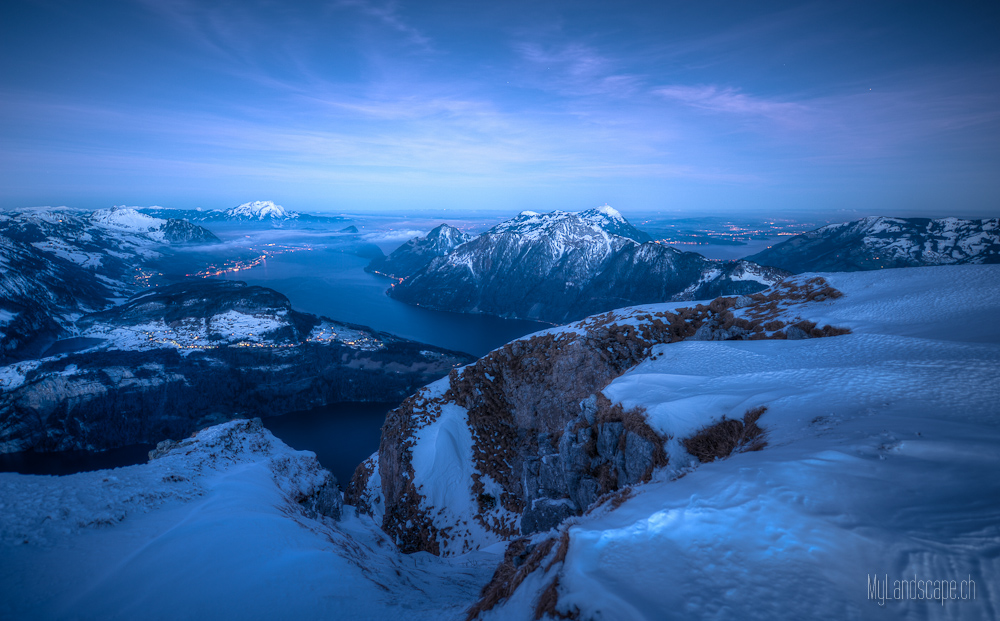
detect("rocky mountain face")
[0,207,219,362]
[366,224,472,279]
[387,207,787,324]
[746,216,1000,273]
[347,276,850,555]
[0,280,472,454]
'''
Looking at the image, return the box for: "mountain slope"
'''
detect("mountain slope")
[388,207,786,323]
[0,208,219,361]
[366,223,473,279]
[352,274,853,555]
[1,265,997,620]
[0,280,472,453]
[746,216,1000,273]
[465,264,1000,620]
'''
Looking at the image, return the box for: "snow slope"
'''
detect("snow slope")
[0,419,498,620]
[477,264,1000,620]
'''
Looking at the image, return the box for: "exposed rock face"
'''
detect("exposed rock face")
[352,276,851,555]
[0,280,472,454]
[746,216,1000,273]
[387,208,787,323]
[366,223,473,279]
[0,208,219,362]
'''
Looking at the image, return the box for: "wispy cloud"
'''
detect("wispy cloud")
[654,85,806,121]
[330,0,432,51]
[513,42,644,97]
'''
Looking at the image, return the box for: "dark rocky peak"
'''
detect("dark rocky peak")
[366,223,473,280]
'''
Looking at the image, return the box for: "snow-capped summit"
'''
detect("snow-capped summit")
[224,201,299,221]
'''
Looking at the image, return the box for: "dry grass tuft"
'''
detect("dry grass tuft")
[466,536,559,620]
[683,405,769,463]
[534,576,579,620]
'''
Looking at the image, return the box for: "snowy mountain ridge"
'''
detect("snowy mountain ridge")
[747,215,1000,273]
[388,207,786,323]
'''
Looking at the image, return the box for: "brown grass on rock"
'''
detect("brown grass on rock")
[683,405,769,463]
[466,536,557,620]
[534,575,579,620]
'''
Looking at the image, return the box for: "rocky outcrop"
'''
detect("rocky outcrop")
[746,216,1000,273]
[353,276,851,555]
[387,207,787,323]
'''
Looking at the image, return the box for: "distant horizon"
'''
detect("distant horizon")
[0,200,993,225]
[3,1,999,218]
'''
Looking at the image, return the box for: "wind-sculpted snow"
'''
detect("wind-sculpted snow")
[465,264,1000,620]
[360,274,852,557]
[747,215,1000,273]
[0,419,499,620]
[388,207,786,323]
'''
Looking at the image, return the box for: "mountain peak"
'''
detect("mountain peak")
[225,201,297,220]
[581,204,625,223]
[91,206,165,233]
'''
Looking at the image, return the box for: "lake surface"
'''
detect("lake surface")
[43,337,106,356]
[214,247,550,357]
[260,401,399,486]
[0,443,155,476]
[0,402,397,485]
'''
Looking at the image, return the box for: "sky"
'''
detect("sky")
[1,0,998,218]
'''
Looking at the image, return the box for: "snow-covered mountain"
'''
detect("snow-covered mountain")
[139,202,346,226]
[0,208,218,362]
[0,280,472,453]
[4,264,997,620]
[746,215,1000,273]
[223,200,298,221]
[388,207,787,323]
[91,206,219,243]
[366,223,473,279]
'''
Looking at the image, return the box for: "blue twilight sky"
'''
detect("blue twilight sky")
[1,0,998,217]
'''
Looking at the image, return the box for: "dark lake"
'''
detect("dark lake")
[0,442,156,476]
[260,401,399,486]
[0,402,396,485]
[213,247,550,358]
[43,337,106,356]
